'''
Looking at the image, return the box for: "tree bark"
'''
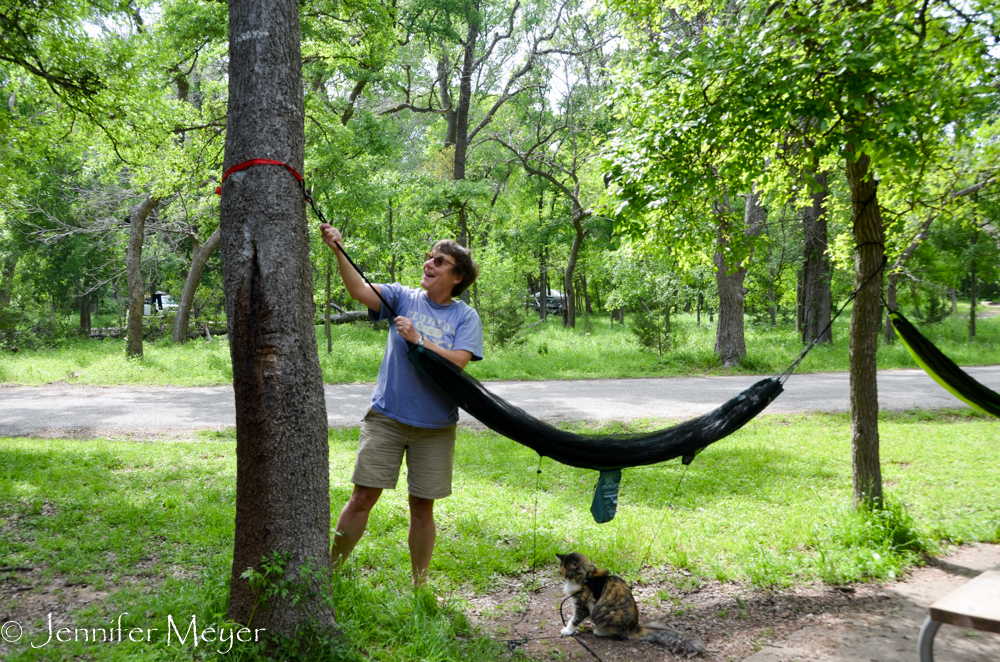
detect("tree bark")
[172,227,221,343]
[845,149,884,507]
[221,0,335,639]
[713,188,765,368]
[563,206,586,327]
[125,195,158,358]
[801,171,832,345]
[79,291,91,335]
[0,254,17,308]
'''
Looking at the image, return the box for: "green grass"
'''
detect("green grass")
[2,305,999,386]
[1,411,998,660]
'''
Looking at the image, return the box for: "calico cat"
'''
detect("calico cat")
[557,552,704,656]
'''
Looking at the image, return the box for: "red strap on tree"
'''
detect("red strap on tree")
[215,158,305,195]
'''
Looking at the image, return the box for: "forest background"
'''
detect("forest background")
[2,0,999,370]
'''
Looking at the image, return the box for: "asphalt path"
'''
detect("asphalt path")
[2,366,1000,437]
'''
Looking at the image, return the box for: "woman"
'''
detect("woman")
[320,224,482,587]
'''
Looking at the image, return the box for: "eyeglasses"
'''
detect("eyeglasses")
[424,253,455,269]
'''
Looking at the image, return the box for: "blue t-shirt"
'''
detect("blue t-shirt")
[368,283,483,428]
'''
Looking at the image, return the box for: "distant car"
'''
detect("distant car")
[146,292,179,314]
[531,290,566,315]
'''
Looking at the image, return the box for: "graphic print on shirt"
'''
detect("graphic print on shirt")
[407,309,455,348]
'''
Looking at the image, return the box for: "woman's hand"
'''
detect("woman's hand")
[394,316,421,344]
[320,224,343,252]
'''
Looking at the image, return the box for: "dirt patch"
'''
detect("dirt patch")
[471,544,1000,661]
[0,560,162,636]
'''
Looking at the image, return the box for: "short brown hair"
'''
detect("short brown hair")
[433,240,479,298]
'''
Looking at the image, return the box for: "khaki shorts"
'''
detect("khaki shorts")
[351,408,457,499]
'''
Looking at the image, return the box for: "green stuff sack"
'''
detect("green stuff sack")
[590,470,622,524]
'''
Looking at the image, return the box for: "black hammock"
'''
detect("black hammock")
[228,156,792,522]
[889,310,1000,418]
[328,238,786,472]
[324,240,787,521]
[408,344,784,472]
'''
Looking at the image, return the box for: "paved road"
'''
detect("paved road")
[2,366,999,437]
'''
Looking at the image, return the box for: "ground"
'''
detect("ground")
[2,427,999,661]
[467,543,1000,662]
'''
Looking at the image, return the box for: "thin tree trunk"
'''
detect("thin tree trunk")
[126,195,158,358]
[801,171,832,344]
[0,255,16,308]
[539,247,548,322]
[172,227,221,342]
[845,148,884,507]
[221,0,335,637]
[969,239,978,341]
[79,291,91,335]
[563,208,586,328]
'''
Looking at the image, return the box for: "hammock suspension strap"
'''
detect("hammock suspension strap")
[215,158,403,320]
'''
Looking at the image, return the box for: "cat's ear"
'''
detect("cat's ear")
[556,553,565,562]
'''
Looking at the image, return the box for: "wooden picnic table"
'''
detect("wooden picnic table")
[918,563,1000,661]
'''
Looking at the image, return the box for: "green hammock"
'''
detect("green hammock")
[889,310,1000,418]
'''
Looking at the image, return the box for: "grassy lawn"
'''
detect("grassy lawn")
[1,306,998,386]
[1,411,998,660]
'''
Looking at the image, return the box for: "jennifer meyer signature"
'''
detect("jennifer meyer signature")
[1,613,266,654]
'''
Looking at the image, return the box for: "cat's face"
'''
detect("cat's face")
[556,552,592,581]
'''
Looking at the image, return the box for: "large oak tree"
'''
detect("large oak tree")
[220,0,336,639]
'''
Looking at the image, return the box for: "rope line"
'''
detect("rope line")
[214,157,404,321]
[777,254,888,384]
[639,463,689,570]
[505,457,544,656]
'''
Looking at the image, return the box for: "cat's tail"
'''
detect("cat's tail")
[633,622,704,656]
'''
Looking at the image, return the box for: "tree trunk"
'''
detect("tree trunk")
[125,195,158,358]
[969,243,978,341]
[172,227,221,343]
[0,255,16,308]
[845,149,884,507]
[221,0,335,639]
[713,188,765,368]
[539,247,548,322]
[801,171,832,345]
[79,291,91,335]
[562,208,586,328]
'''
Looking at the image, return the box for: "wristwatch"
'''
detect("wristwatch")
[417,335,425,347]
